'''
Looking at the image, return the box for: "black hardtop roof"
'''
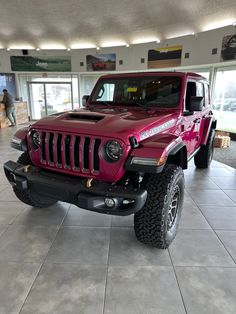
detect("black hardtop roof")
[100,71,207,81]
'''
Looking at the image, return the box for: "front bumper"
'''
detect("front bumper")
[3,161,147,216]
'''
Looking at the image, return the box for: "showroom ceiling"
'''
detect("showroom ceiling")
[0,0,236,49]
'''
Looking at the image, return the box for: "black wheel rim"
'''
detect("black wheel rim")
[167,185,180,231]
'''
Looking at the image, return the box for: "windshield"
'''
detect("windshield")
[90,76,182,108]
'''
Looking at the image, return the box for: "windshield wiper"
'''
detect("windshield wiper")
[97,101,113,106]
[131,101,148,109]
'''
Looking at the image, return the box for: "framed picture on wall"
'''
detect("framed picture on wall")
[221,34,236,61]
[148,45,182,69]
[86,53,116,71]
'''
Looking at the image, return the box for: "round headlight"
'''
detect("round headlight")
[32,131,41,148]
[105,140,123,161]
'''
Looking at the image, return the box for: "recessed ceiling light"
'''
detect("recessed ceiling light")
[6,48,11,51]
[67,48,71,51]
[191,32,195,35]
[96,47,100,50]
[126,44,130,47]
[156,39,161,43]
[233,21,236,26]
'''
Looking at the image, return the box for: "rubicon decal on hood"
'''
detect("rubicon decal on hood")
[140,119,176,140]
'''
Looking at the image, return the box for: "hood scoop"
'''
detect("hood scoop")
[68,113,104,122]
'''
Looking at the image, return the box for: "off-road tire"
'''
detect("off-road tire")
[194,129,215,168]
[134,164,184,249]
[13,152,57,208]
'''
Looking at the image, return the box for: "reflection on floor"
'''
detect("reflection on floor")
[214,140,236,169]
[0,126,236,314]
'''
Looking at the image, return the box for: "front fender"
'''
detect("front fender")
[125,134,185,173]
[11,127,28,151]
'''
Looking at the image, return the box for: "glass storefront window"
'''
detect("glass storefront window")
[79,74,107,105]
[212,69,236,133]
[18,74,79,119]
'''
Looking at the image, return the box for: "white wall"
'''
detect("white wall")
[0,25,236,73]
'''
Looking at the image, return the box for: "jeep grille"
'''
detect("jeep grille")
[39,131,101,174]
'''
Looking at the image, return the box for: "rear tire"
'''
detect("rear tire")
[13,152,57,208]
[194,129,215,168]
[134,164,184,249]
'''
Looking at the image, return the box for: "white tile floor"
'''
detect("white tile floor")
[0,125,236,314]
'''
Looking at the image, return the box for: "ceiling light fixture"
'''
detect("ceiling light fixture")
[96,47,100,50]
[203,19,235,32]
[156,39,161,43]
[6,48,11,51]
[131,37,159,45]
[71,43,96,49]
[126,44,130,47]
[67,48,71,51]
[40,44,66,50]
[100,40,127,48]
[36,48,40,51]
[233,21,236,26]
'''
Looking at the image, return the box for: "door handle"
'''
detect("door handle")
[193,118,201,123]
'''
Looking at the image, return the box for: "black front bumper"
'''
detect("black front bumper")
[3,161,147,216]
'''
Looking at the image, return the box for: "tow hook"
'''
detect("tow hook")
[23,165,31,173]
[86,178,93,188]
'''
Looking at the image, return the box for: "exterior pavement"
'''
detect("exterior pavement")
[0,125,236,314]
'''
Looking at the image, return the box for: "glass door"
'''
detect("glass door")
[28,82,73,119]
[45,83,72,115]
[212,69,236,133]
[28,83,46,119]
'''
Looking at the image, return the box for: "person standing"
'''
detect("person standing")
[1,89,16,126]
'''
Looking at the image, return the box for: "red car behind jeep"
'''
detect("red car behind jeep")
[4,72,216,248]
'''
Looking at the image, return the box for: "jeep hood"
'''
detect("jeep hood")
[31,108,178,144]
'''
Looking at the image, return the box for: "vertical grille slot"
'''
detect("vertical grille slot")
[57,134,62,164]
[83,137,90,169]
[74,136,80,168]
[41,132,46,161]
[49,133,54,163]
[65,135,71,167]
[39,132,101,175]
[93,139,101,171]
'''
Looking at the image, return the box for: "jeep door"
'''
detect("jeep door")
[182,80,203,155]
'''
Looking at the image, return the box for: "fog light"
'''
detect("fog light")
[105,198,115,208]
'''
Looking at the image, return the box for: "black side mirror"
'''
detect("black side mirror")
[189,96,204,112]
[82,95,89,107]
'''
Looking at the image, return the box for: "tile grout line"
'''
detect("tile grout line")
[0,224,11,240]
[7,204,30,226]
[187,192,236,265]
[102,224,111,314]
[220,190,236,205]
[168,248,188,314]
[18,203,70,314]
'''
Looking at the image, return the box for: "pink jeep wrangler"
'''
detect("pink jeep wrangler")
[4,72,216,248]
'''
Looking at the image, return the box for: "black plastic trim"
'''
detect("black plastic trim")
[168,141,185,155]
[11,139,27,152]
[3,160,147,216]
